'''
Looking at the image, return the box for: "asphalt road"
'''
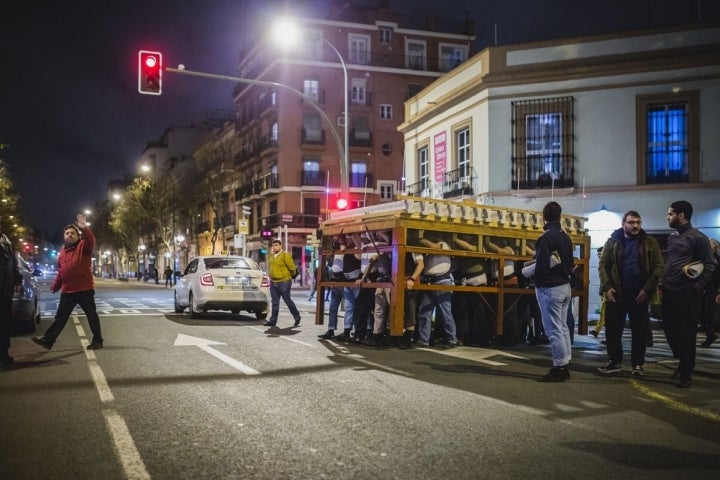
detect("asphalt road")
[1,278,718,480]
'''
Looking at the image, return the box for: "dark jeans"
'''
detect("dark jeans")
[352,286,375,338]
[269,280,300,324]
[0,297,12,352]
[44,290,103,345]
[604,292,649,367]
[662,288,701,377]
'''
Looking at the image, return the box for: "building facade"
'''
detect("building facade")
[398,24,720,314]
[225,2,475,281]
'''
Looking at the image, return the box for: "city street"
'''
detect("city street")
[1,278,719,480]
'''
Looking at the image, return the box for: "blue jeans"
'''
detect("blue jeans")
[327,286,355,331]
[269,280,300,324]
[416,279,458,346]
[535,284,572,367]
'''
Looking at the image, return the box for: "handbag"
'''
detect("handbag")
[521,251,561,278]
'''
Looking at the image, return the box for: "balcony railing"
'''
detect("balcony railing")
[406,178,432,197]
[511,154,574,189]
[196,221,210,233]
[258,134,278,153]
[261,212,321,230]
[222,212,236,228]
[302,170,326,186]
[441,166,476,199]
[260,174,279,191]
[350,172,373,188]
[349,130,372,147]
[302,129,326,145]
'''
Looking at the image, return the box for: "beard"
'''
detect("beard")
[64,239,79,248]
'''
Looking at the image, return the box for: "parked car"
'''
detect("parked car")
[12,253,42,333]
[174,255,270,320]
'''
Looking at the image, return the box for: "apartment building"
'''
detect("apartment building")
[398,24,720,313]
[217,1,475,278]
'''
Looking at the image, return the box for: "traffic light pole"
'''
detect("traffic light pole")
[165,66,348,199]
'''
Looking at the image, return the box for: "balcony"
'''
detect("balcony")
[350,172,373,189]
[441,166,476,199]
[259,173,279,191]
[302,170,326,187]
[261,212,321,230]
[196,221,210,233]
[349,130,372,148]
[301,129,325,146]
[221,212,236,228]
[406,179,432,197]
[258,134,278,154]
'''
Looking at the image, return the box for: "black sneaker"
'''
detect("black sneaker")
[87,341,103,350]
[334,332,352,342]
[538,366,570,382]
[31,336,53,350]
[677,376,692,388]
[318,330,335,340]
[292,318,301,328]
[597,361,622,374]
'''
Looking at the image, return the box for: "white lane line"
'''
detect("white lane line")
[104,411,152,480]
[197,344,261,375]
[73,316,151,478]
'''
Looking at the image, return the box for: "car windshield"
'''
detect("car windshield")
[203,258,252,270]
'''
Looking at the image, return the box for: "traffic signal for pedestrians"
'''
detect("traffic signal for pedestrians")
[138,50,162,95]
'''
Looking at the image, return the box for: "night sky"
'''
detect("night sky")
[1,0,717,235]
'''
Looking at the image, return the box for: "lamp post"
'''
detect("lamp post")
[271,18,349,197]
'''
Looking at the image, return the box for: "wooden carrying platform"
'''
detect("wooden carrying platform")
[314,196,590,343]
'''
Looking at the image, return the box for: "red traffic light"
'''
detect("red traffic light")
[138,50,162,95]
[336,197,348,210]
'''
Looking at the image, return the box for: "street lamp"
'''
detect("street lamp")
[272,18,349,198]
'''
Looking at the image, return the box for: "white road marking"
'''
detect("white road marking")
[174,333,260,375]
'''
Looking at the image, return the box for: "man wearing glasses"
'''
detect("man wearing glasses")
[597,211,664,377]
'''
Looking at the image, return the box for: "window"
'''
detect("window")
[303,112,322,143]
[379,27,392,45]
[637,91,699,184]
[303,78,320,103]
[270,121,278,142]
[351,78,367,105]
[439,44,468,72]
[350,162,367,188]
[418,145,430,196]
[304,197,320,216]
[511,96,574,189]
[304,30,323,60]
[269,200,277,215]
[380,104,392,120]
[348,33,370,64]
[378,181,395,201]
[302,159,323,186]
[353,117,370,140]
[406,40,426,70]
[456,127,470,177]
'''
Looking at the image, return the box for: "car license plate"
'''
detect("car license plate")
[226,277,251,289]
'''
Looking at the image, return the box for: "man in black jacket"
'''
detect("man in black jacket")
[662,201,717,388]
[0,230,22,366]
[533,201,574,382]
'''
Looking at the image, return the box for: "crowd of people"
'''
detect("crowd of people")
[310,200,719,388]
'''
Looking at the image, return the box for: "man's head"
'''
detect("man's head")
[542,201,562,222]
[667,200,693,229]
[270,239,282,252]
[63,224,81,247]
[621,210,642,237]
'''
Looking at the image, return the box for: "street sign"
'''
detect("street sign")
[238,220,249,234]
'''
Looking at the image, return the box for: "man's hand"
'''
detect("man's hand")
[605,287,617,302]
[76,213,87,229]
[635,290,648,304]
